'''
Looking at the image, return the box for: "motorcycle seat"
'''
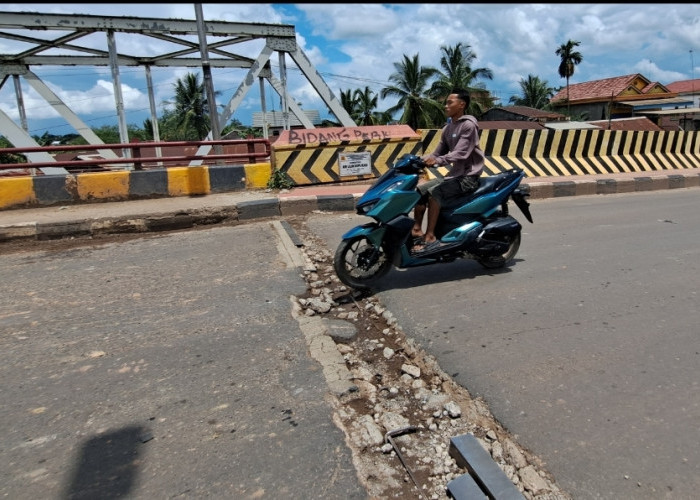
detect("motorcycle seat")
[441,170,521,211]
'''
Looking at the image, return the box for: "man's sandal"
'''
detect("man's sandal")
[412,239,446,254]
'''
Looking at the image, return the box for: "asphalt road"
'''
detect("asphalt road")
[306,188,700,500]
[2,185,699,499]
[0,222,365,499]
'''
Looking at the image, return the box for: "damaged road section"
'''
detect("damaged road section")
[287,220,570,499]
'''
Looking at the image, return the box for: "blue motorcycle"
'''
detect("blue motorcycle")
[333,154,533,291]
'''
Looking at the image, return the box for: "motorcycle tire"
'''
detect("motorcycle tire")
[333,235,392,290]
[477,232,521,269]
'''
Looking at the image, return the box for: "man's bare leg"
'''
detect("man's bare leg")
[412,203,426,238]
[423,197,441,243]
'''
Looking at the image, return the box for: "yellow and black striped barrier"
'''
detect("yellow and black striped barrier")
[421,128,700,179]
[2,128,698,211]
[271,125,423,185]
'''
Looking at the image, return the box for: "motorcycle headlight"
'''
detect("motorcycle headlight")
[357,201,377,214]
[355,178,407,215]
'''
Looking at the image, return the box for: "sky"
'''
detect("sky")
[1,3,699,138]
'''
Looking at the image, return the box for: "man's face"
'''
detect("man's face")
[444,94,465,119]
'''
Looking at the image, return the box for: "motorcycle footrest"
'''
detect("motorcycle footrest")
[411,240,460,257]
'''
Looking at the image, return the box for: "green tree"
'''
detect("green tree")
[372,109,394,125]
[31,131,75,146]
[221,118,262,138]
[353,86,380,126]
[380,53,442,130]
[142,118,155,140]
[428,42,495,117]
[0,135,26,164]
[339,88,358,118]
[339,87,393,125]
[62,125,120,145]
[555,39,583,116]
[154,108,181,140]
[165,72,219,140]
[509,74,555,109]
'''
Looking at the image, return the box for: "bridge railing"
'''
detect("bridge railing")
[0,138,271,174]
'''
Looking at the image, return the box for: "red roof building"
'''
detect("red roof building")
[665,78,700,96]
[481,106,566,124]
[586,116,663,131]
[479,120,545,130]
[550,74,698,130]
[663,78,700,130]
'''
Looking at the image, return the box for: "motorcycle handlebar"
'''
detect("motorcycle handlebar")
[396,154,428,172]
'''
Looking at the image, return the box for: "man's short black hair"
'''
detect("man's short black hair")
[451,88,471,110]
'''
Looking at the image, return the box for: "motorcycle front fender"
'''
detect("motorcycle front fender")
[340,223,387,248]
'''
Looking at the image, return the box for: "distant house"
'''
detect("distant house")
[549,73,696,130]
[665,78,700,107]
[478,120,545,130]
[481,105,567,124]
[252,110,322,139]
[586,116,663,131]
[543,121,600,130]
[664,78,700,130]
[477,113,663,132]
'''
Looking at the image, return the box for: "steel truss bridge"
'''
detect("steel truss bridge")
[0,10,356,170]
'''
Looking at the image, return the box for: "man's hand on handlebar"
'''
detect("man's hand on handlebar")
[421,156,437,167]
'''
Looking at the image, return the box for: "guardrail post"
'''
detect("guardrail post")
[247,140,256,164]
[131,139,143,170]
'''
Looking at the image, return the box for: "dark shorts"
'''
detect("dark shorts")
[417,175,479,207]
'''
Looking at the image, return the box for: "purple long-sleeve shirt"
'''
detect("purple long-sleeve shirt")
[426,114,485,178]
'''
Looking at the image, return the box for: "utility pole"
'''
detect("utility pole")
[691,49,696,131]
[691,50,695,104]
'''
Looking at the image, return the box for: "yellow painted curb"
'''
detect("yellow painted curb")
[167,166,211,196]
[76,171,130,201]
[0,177,36,209]
[244,162,272,188]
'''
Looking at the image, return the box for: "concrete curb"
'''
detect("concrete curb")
[0,195,363,243]
[1,170,699,243]
[522,171,700,199]
[0,206,243,242]
[0,163,275,211]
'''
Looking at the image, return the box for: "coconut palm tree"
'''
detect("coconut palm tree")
[372,110,395,125]
[169,72,218,140]
[428,42,495,116]
[509,74,555,109]
[380,53,443,130]
[555,39,583,116]
[353,86,380,126]
[339,88,358,118]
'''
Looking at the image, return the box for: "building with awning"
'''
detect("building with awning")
[617,96,694,110]
[616,96,699,130]
[658,79,700,130]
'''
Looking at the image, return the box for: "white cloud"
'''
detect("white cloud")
[1,3,699,134]
[294,4,399,39]
[633,59,686,84]
[0,77,148,122]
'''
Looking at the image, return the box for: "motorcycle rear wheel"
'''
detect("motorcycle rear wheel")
[333,236,392,290]
[477,232,521,269]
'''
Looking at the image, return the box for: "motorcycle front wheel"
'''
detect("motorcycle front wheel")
[477,232,521,269]
[333,236,392,290]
